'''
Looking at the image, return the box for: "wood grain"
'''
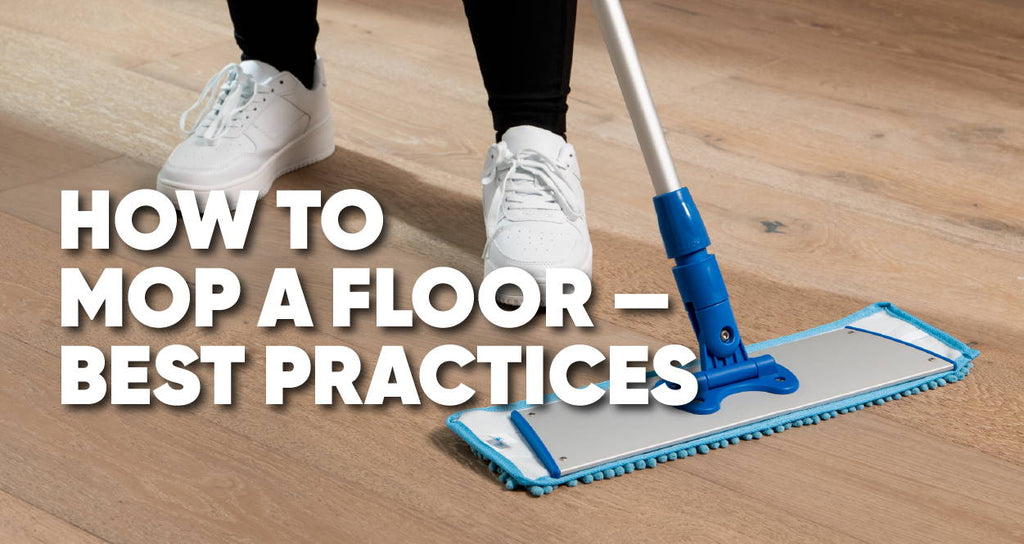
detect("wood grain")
[1,0,1022,542]
[0,492,105,544]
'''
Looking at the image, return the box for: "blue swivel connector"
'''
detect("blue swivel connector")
[653,188,798,414]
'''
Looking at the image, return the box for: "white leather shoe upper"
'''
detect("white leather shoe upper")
[159,58,332,190]
[481,125,593,280]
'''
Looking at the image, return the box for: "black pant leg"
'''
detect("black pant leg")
[227,0,320,89]
[463,0,578,141]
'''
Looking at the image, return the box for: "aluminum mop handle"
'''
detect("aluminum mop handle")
[592,0,799,414]
[592,0,681,195]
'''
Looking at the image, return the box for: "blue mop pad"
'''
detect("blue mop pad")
[446,302,978,496]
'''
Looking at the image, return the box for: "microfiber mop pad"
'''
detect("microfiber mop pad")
[446,303,977,496]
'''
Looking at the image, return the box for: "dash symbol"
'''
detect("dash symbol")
[614,293,669,310]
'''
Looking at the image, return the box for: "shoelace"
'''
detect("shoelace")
[481,147,582,221]
[178,63,257,142]
[480,147,582,259]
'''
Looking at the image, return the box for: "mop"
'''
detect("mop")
[446,0,978,495]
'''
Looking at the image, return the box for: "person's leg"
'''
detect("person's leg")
[228,0,320,90]
[463,0,590,306]
[463,0,577,141]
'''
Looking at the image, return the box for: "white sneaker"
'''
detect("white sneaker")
[157,58,335,209]
[480,125,593,305]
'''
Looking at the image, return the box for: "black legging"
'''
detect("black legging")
[227,0,577,140]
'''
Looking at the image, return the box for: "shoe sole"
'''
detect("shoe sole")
[491,245,594,307]
[157,116,336,209]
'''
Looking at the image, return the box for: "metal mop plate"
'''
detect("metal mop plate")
[512,328,953,477]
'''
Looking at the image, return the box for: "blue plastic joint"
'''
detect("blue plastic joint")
[652,188,799,414]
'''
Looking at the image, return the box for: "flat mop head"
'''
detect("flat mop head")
[446,303,977,495]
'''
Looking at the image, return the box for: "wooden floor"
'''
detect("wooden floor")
[2,0,1023,541]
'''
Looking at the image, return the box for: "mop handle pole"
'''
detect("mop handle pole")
[592,0,681,195]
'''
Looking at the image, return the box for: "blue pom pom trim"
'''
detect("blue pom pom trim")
[446,302,979,495]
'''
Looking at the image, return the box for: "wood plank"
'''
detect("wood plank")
[0,115,118,191]
[0,492,106,544]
